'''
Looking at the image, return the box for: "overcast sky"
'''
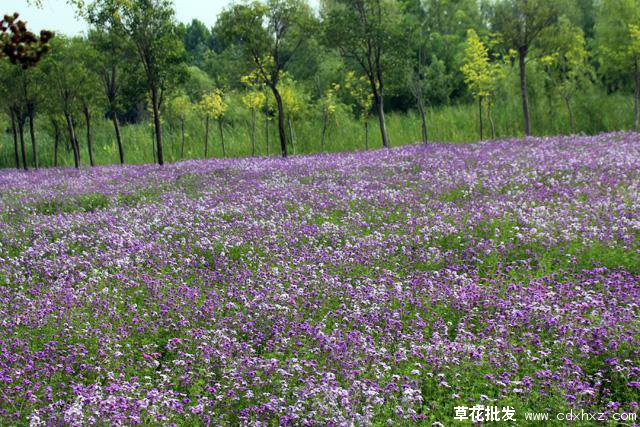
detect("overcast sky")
[9,0,319,36]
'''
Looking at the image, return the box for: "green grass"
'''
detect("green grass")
[0,90,635,168]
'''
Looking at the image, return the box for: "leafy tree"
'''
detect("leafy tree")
[182,19,213,66]
[491,0,560,135]
[198,89,228,157]
[165,93,192,158]
[344,71,374,150]
[0,13,53,68]
[87,28,134,164]
[323,0,405,148]
[277,77,307,154]
[75,42,105,167]
[540,18,592,132]
[216,0,314,158]
[42,37,88,168]
[316,83,340,152]
[87,0,186,165]
[461,29,503,140]
[595,0,640,129]
[0,61,25,169]
[19,67,45,169]
[241,71,267,156]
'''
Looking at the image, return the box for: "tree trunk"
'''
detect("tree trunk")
[65,113,80,169]
[151,86,164,165]
[83,106,95,167]
[287,116,295,155]
[478,96,484,141]
[71,116,81,164]
[376,93,390,148]
[218,119,225,158]
[151,125,156,163]
[635,62,639,131]
[417,100,428,144]
[27,104,38,169]
[321,111,328,152]
[18,117,28,171]
[10,109,20,169]
[52,118,60,167]
[564,96,575,134]
[488,100,495,140]
[180,118,185,158]
[265,115,270,156]
[204,116,209,158]
[272,86,288,158]
[251,109,256,156]
[518,48,531,136]
[364,120,369,151]
[112,112,125,164]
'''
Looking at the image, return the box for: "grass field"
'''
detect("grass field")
[0,132,638,424]
[1,90,635,168]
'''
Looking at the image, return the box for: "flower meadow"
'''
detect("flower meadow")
[1,133,639,426]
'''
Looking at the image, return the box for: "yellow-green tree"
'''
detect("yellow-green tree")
[344,71,373,150]
[274,77,307,155]
[198,89,228,157]
[165,93,192,158]
[317,83,340,152]
[461,29,502,140]
[241,71,266,156]
[540,18,592,133]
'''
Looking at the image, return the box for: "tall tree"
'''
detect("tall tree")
[88,0,186,165]
[88,29,133,164]
[216,0,314,158]
[165,93,192,158]
[241,71,267,156]
[344,71,374,150]
[0,61,25,169]
[595,0,640,130]
[540,17,592,133]
[491,0,560,135]
[323,0,405,148]
[42,37,87,168]
[198,89,228,158]
[461,29,503,140]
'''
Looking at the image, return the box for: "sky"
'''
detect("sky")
[8,0,319,36]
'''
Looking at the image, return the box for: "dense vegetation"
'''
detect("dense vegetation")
[2,0,640,168]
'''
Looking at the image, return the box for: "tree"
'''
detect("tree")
[461,29,503,140]
[316,82,340,152]
[87,0,186,165]
[88,29,133,164]
[166,93,192,158]
[0,13,53,68]
[323,0,405,148]
[0,61,24,169]
[13,66,46,169]
[42,37,88,168]
[540,18,592,133]
[595,0,640,130]
[241,71,267,156]
[491,0,560,135]
[344,71,374,150]
[198,89,228,157]
[216,0,314,158]
[277,77,307,154]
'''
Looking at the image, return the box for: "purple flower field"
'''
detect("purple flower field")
[1,133,639,425]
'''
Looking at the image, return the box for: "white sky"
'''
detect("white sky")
[6,0,319,36]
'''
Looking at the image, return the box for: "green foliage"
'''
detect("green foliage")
[461,29,503,101]
[198,88,227,120]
